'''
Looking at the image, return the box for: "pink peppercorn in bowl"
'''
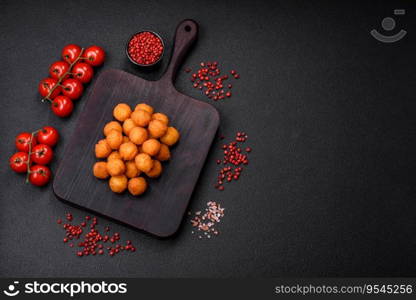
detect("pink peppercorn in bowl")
[126,31,165,67]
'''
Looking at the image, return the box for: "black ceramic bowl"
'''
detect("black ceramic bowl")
[126,31,165,67]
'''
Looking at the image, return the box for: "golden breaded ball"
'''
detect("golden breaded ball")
[106,158,126,176]
[135,153,154,173]
[95,139,112,158]
[156,144,171,161]
[103,121,122,136]
[128,127,148,145]
[146,160,162,178]
[160,127,180,146]
[113,103,132,122]
[151,113,169,125]
[148,119,168,138]
[108,151,121,161]
[119,142,138,161]
[128,177,147,196]
[109,175,128,193]
[125,160,140,178]
[134,103,154,114]
[93,161,109,179]
[142,139,161,156]
[131,109,151,127]
[106,130,123,150]
[123,136,130,143]
[123,118,136,135]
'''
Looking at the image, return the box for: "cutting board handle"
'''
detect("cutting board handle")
[161,19,198,85]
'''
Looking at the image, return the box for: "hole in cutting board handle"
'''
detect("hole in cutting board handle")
[161,19,199,85]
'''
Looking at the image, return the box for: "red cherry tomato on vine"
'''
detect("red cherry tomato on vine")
[15,132,37,153]
[84,46,105,66]
[37,126,59,147]
[29,165,51,186]
[72,62,94,83]
[38,78,61,99]
[49,61,70,80]
[30,144,53,165]
[62,44,82,64]
[9,152,29,173]
[52,95,73,117]
[62,78,84,100]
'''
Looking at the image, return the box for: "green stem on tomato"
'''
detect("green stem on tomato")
[42,98,53,104]
[25,129,40,183]
[41,48,85,103]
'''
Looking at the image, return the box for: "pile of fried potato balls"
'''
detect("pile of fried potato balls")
[93,103,180,196]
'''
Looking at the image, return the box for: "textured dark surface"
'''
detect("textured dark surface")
[0,0,415,277]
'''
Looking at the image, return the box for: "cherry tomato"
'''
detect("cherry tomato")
[49,61,70,80]
[29,165,51,186]
[72,62,94,83]
[62,78,84,100]
[9,152,29,173]
[84,46,105,66]
[38,78,62,99]
[52,95,73,117]
[30,144,53,165]
[37,126,59,147]
[15,132,37,153]
[62,44,82,63]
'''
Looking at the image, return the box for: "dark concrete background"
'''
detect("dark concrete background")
[0,0,415,277]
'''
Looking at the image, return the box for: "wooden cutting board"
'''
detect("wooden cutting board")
[53,20,220,237]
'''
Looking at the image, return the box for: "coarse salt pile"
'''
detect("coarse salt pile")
[190,201,225,239]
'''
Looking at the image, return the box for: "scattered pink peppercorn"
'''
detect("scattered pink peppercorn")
[57,213,137,258]
[186,61,239,101]
[214,132,251,191]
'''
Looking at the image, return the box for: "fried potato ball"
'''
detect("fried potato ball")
[148,119,168,138]
[94,103,180,194]
[146,160,162,178]
[134,103,154,114]
[128,127,148,145]
[113,103,132,122]
[109,175,128,193]
[119,142,138,161]
[122,118,136,135]
[142,139,161,156]
[106,130,123,150]
[106,158,126,176]
[125,160,140,178]
[160,127,180,146]
[108,151,121,161]
[135,153,154,173]
[151,113,169,125]
[128,177,147,196]
[95,139,112,158]
[156,144,171,161]
[103,121,122,136]
[93,162,109,179]
[131,109,151,127]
